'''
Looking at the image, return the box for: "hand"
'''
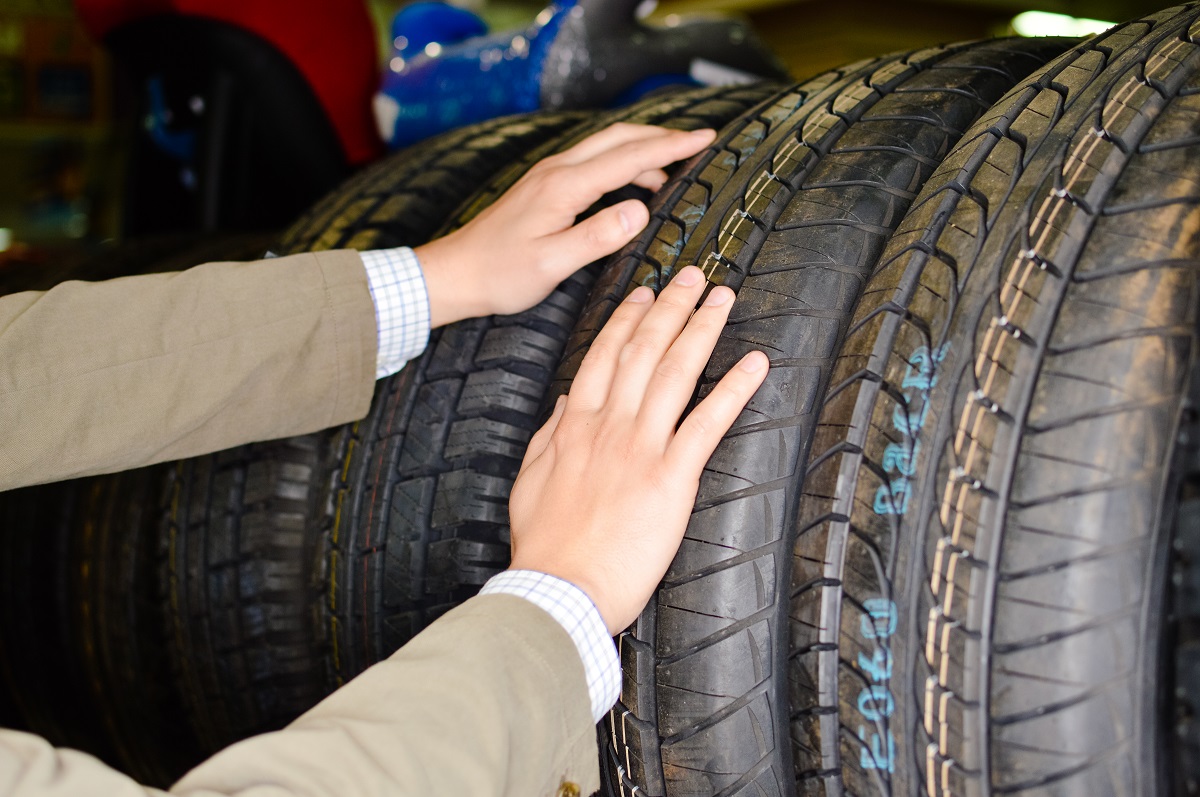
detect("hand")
[507,266,769,634]
[414,124,716,328]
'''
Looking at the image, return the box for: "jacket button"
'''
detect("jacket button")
[556,781,581,797]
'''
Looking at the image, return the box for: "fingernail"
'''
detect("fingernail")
[619,206,636,233]
[627,286,653,303]
[691,128,715,138]
[703,287,732,306]
[674,266,702,286]
[739,352,767,372]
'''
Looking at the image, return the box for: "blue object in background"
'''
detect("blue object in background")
[373,0,790,149]
[389,2,489,56]
[375,2,571,148]
[145,77,197,162]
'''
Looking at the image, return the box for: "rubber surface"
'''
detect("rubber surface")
[0,234,270,780]
[792,7,1200,795]
[159,110,587,752]
[554,39,1072,797]
[0,481,118,762]
[0,232,277,296]
[76,466,202,786]
[1165,368,1200,796]
[315,84,782,691]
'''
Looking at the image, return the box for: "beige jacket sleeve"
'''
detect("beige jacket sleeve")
[0,595,600,797]
[0,249,377,491]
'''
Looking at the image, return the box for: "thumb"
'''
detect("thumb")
[540,199,649,277]
[521,394,567,469]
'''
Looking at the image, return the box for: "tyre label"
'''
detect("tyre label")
[873,344,949,515]
[856,597,899,772]
[857,343,949,772]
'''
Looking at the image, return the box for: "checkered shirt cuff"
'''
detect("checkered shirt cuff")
[359,247,431,379]
[480,570,620,722]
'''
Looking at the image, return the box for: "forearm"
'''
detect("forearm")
[171,594,599,797]
[0,250,377,490]
[0,595,598,797]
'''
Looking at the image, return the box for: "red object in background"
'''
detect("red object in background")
[74,0,383,165]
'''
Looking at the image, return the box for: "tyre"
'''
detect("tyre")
[0,235,269,778]
[547,39,1074,797]
[793,7,1200,795]
[315,84,783,691]
[0,231,276,296]
[74,466,203,786]
[159,110,587,753]
[0,481,120,765]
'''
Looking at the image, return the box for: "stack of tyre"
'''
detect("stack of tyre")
[2,6,1198,794]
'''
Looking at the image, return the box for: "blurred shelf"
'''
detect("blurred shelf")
[0,120,110,143]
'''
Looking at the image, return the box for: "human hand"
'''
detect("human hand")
[507,266,769,634]
[414,124,716,328]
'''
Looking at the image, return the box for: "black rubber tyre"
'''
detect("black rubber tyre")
[159,111,587,753]
[74,466,203,786]
[1166,383,1200,796]
[792,7,1200,796]
[315,84,783,691]
[0,481,120,764]
[549,39,1072,797]
[0,234,269,776]
[0,231,277,296]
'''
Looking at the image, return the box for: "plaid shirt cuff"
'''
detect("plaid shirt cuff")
[359,247,431,379]
[481,570,621,722]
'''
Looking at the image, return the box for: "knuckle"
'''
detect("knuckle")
[621,337,660,364]
[583,220,610,251]
[586,337,619,363]
[653,357,687,384]
[686,409,714,440]
[528,151,564,173]
[537,165,574,193]
[660,285,697,307]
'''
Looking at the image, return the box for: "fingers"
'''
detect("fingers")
[636,284,736,434]
[557,128,715,207]
[605,266,708,409]
[667,350,769,477]
[538,199,649,278]
[630,167,670,192]
[568,285,655,411]
[522,394,567,469]
[551,123,684,166]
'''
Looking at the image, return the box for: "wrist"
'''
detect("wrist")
[414,235,488,328]
[480,570,621,721]
[507,555,620,636]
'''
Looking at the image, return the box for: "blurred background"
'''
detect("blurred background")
[0,0,1173,277]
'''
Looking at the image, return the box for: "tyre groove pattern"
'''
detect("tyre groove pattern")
[160,111,586,749]
[792,6,1200,796]
[317,85,780,691]
[551,39,1073,797]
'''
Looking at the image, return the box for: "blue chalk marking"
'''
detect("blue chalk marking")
[881,441,919,476]
[857,685,895,721]
[891,400,931,438]
[860,599,898,639]
[858,727,896,772]
[900,344,949,391]
[872,478,912,516]
[857,647,894,682]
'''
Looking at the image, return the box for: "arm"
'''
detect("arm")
[178,266,768,796]
[0,594,593,797]
[0,268,767,797]
[0,124,715,491]
[0,249,377,490]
